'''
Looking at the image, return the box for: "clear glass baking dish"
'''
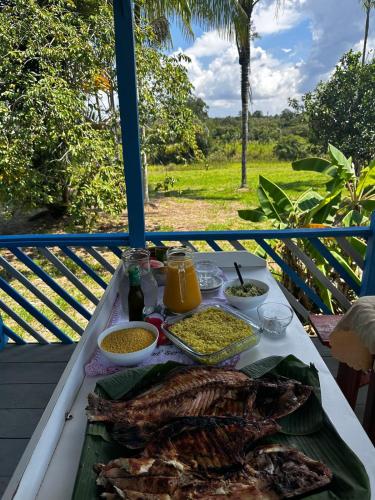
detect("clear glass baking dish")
[161,303,261,365]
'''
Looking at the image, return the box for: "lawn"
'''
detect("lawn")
[1,159,330,342]
[146,160,329,232]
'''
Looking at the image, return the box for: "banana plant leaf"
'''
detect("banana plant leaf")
[72,356,370,500]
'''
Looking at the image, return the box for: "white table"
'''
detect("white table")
[4,252,375,499]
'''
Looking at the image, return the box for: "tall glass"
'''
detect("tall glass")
[121,248,158,315]
[163,247,202,313]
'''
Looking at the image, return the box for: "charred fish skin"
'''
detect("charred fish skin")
[141,417,281,474]
[246,444,333,498]
[87,367,253,426]
[251,375,313,420]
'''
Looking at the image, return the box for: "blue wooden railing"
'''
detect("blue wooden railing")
[0,219,374,344]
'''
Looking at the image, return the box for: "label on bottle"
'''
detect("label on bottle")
[128,265,141,286]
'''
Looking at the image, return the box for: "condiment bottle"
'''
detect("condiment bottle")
[121,248,158,316]
[128,265,145,321]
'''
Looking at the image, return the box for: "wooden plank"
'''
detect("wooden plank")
[284,239,352,310]
[0,440,29,476]
[1,345,75,363]
[229,240,247,251]
[85,247,116,274]
[0,409,44,438]
[0,254,83,337]
[38,247,99,307]
[336,237,365,269]
[276,281,309,320]
[0,477,10,498]
[0,363,67,384]
[0,384,56,409]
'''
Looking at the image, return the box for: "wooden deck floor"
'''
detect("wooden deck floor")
[0,339,369,497]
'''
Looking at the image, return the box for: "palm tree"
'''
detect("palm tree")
[235,1,260,188]
[361,0,375,66]
[137,1,283,191]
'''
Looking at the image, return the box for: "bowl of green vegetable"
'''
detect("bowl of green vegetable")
[223,278,269,310]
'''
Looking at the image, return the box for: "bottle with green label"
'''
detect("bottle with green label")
[128,265,145,321]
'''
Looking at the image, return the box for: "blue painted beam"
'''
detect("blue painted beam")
[0,233,130,248]
[256,238,331,314]
[361,211,375,296]
[308,237,361,296]
[0,226,370,248]
[145,227,371,242]
[113,0,145,248]
[0,276,73,343]
[205,240,223,252]
[59,246,107,290]
[3,325,26,345]
[10,248,91,320]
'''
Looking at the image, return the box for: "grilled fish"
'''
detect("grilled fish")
[141,416,281,474]
[251,375,312,420]
[246,444,333,498]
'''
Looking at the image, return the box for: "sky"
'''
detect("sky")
[169,0,375,117]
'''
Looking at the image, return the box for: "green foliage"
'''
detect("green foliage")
[274,135,312,161]
[292,144,375,224]
[0,0,203,224]
[238,146,374,312]
[0,0,124,225]
[303,51,375,168]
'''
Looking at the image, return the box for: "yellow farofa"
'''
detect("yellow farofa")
[170,308,254,354]
[101,328,154,353]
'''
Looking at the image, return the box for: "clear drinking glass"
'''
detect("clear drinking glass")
[257,302,293,338]
[121,248,158,315]
[195,260,220,289]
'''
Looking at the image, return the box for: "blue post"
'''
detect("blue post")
[113,0,145,248]
[361,211,375,296]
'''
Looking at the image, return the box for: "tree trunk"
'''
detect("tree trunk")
[239,21,251,188]
[141,127,150,203]
[362,5,371,66]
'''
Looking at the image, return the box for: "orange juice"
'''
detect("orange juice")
[163,249,202,313]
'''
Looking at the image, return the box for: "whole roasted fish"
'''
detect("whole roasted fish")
[140,416,281,473]
[87,367,312,449]
[95,444,332,499]
[245,444,333,498]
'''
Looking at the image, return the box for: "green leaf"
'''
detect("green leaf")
[257,185,282,222]
[307,189,342,224]
[330,250,361,286]
[259,175,293,215]
[238,208,268,222]
[296,190,323,212]
[356,164,375,198]
[349,237,367,258]
[361,199,375,212]
[341,210,366,227]
[328,144,355,176]
[292,157,334,175]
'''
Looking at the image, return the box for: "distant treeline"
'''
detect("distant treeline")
[150,97,317,165]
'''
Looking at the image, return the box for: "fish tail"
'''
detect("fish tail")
[87,393,114,422]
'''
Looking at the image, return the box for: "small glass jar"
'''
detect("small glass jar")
[163,247,202,313]
[121,248,158,316]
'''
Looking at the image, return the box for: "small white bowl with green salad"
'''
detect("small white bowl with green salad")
[223,278,269,310]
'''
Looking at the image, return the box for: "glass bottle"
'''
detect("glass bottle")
[120,248,158,316]
[163,247,202,313]
[128,265,145,321]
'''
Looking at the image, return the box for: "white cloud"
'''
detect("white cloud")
[174,0,374,116]
[253,0,306,35]
[178,31,302,116]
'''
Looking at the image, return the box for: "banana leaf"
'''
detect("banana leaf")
[72,356,370,500]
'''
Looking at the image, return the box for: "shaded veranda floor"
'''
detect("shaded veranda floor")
[0,339,369,497]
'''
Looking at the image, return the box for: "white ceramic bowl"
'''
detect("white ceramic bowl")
[97,321,159,366]
[223,278,269,311]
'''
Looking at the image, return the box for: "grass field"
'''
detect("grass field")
[146,160,329,232]
[1,159,330,342]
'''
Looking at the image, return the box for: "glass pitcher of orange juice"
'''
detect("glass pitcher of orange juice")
[163,247,202,313]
